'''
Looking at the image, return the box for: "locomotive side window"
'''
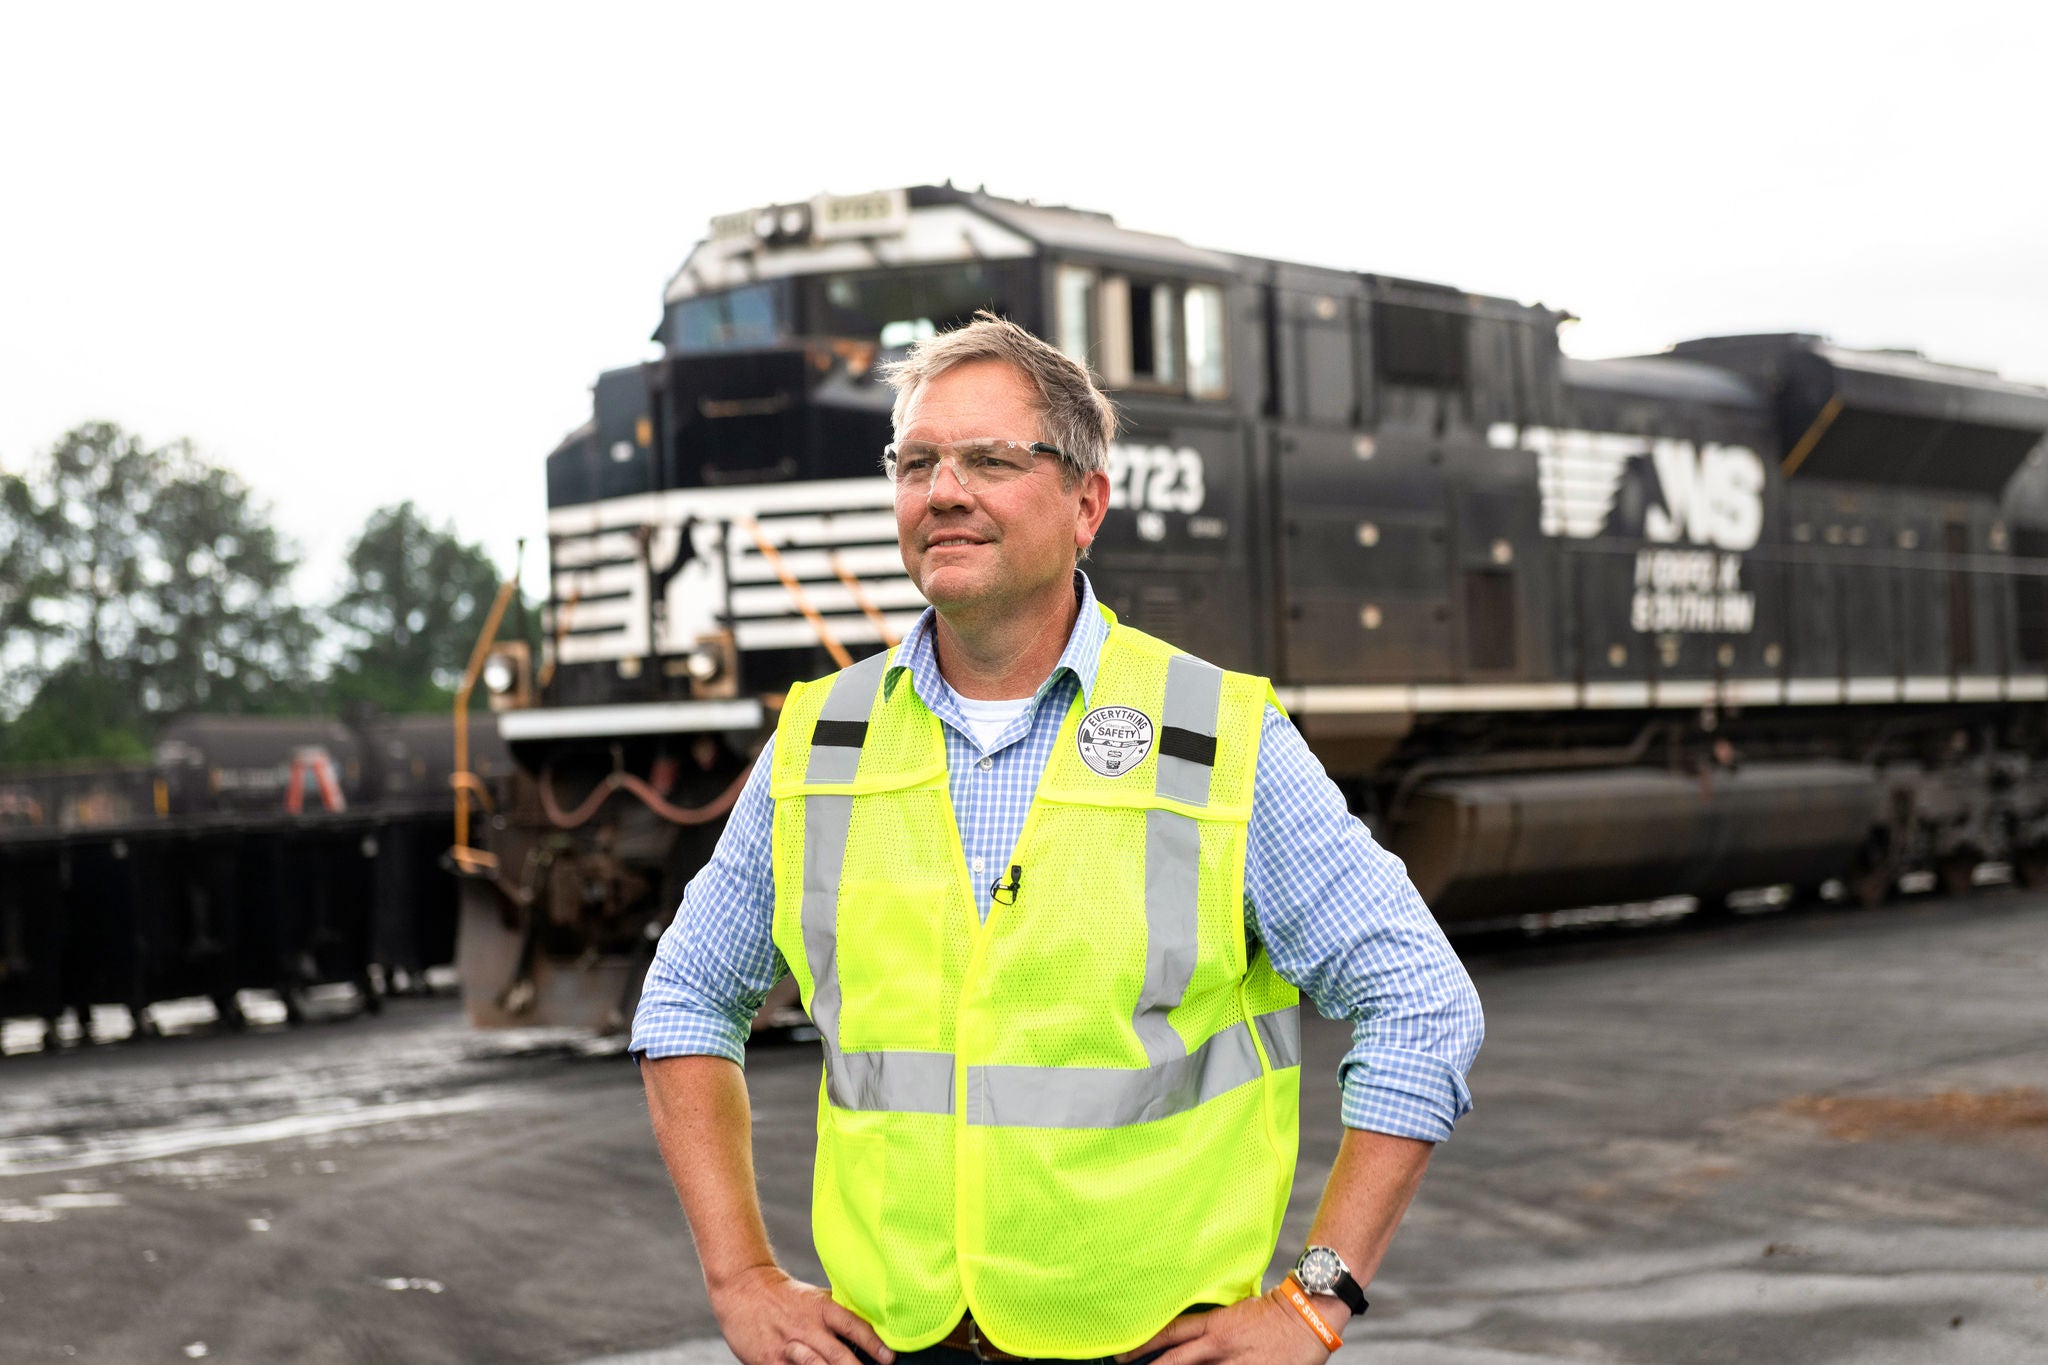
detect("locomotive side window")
[1185,284,1227,399]
[669,282,789,353]
[1129,281,1180,386]
[1056,268,1228,400]
[1056,266,1096,364]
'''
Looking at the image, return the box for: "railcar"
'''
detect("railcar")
[456,185,2048,1031]
[0,713,508,1045]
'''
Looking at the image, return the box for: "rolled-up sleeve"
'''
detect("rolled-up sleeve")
[1245,707,1484,1142]
[629,735,785,1063]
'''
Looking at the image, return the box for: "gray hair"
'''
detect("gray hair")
[880,311,1118,486]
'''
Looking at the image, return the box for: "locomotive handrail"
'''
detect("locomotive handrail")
[453,545,524,861]
[738,516,854,668]
[828,548,899,646]
[449,770,498,815]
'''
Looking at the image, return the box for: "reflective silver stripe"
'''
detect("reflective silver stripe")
[828,1048,956,1115]
[801,788,960,1115]
[1253,1005,1301,1070]
[1130,653,1221,1066]
[1156,653,1222,807]
[800,791,855,1072]
[805,649,891,785]
[799,649,960,1115]
[967,1018,1267,1129]
[1136,807,1200,1065]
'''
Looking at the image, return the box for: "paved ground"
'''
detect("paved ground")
[3,891,2045,1364]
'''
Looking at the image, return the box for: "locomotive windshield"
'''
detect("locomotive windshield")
[663,263,1034,358]
[801,261,1034,349]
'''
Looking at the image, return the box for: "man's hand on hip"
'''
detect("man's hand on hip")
[712,1264,895,1365]
[1115,1287,1339,1364]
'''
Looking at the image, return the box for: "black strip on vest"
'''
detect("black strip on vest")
[812,719,869,750]
[1159,726,1217,767]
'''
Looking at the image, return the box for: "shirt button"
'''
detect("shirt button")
[971,857,985,875]
[978,756,993,771]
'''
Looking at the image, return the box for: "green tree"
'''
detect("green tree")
[0,467,62,717]
[0,422,317,762]
[135,461,320,715]
[328,502,511,713]
[0,664,151,764]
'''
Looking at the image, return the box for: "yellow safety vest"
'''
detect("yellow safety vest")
[768,610,1301,1358]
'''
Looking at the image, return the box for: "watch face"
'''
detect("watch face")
[1298,1247,1342,1294]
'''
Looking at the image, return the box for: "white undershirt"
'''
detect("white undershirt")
[947,687,1033,753]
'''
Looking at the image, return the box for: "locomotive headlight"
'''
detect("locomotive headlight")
[482,642,534,710]
[684,646,723,683]
[482,655,517,695]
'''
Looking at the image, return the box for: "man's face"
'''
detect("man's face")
[893,359,1109,618]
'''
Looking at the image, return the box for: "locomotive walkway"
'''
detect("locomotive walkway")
[3,893,2044,1363]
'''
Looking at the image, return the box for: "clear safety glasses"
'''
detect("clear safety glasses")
[882,438,1064,493]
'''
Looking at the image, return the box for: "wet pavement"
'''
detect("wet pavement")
[2,891,2045,1364]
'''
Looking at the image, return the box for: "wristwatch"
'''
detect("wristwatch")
[1293,1245,1369,1316]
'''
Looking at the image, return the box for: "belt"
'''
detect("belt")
[936,1314,1030,1361]
[934,1306,1216,1362]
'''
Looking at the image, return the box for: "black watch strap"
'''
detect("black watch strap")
[1328,1270,1368,1316]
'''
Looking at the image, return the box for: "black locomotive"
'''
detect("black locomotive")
[459,185,2048,1030]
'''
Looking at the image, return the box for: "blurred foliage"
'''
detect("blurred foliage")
[0,424,523,764]
[328,501,527,713]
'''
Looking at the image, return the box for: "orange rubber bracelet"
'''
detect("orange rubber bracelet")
[1279,1274,1344,1352]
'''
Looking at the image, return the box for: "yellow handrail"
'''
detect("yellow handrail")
[740,517,852,668]
[828,549,898,646]
[453,545,523,860]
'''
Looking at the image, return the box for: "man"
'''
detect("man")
[635,314,1483,1364]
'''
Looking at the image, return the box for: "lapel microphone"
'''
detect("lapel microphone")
[990,864,1023,905]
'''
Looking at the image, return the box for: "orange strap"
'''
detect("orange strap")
[1279,1275,1343,1352]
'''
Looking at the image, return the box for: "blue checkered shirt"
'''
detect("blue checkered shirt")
[633,574,1483,1141]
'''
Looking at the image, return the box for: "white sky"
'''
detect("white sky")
[3,2,2044,607]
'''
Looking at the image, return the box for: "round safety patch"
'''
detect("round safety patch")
[1077,705,1154,778]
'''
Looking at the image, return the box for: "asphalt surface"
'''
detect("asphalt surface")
[3,891,2045,1365]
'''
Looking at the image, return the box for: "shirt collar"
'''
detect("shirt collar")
[887,570,1109,709]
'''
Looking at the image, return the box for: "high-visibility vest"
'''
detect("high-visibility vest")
[768,609,1302,1358]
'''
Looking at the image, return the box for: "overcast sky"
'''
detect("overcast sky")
[3,2,2043,604]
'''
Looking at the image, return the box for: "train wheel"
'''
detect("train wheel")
[130,1004,162,1041]
[213,993,248,1031]
[2016,848,2048,888]
[1851,862,1894,909]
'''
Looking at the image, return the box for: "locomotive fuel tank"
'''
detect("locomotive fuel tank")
[1397,761,1878,922]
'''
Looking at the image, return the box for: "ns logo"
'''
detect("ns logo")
[1639,441,1765,552]
[1490,424,1765,551]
